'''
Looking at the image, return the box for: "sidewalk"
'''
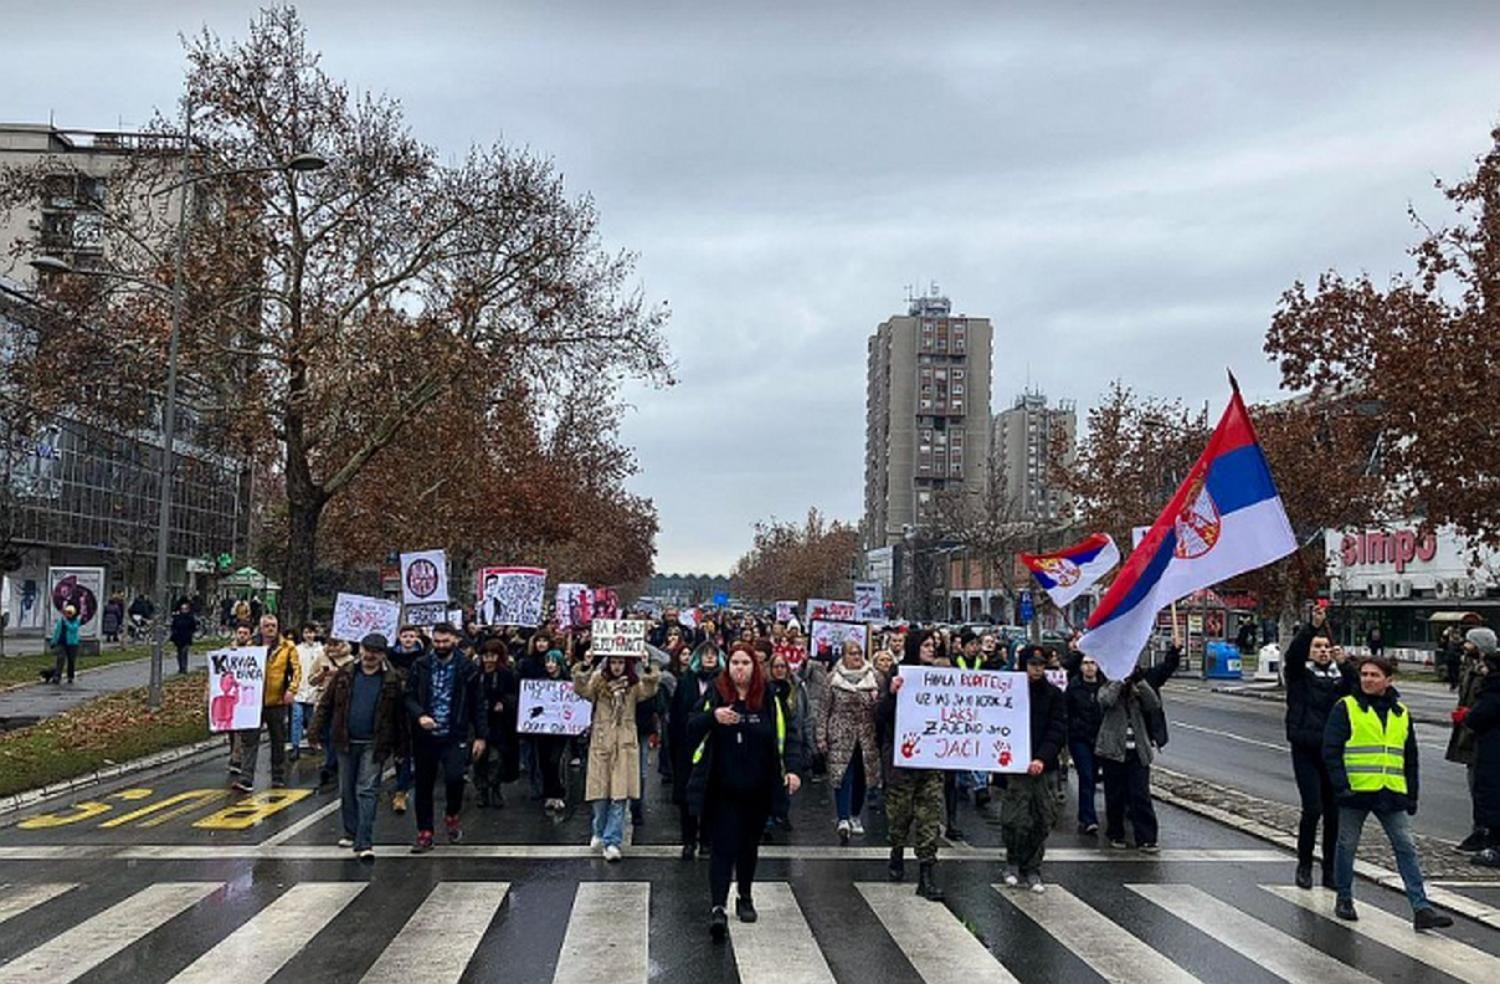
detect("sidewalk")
[0,656,162,729]
[1207,675,1460,726]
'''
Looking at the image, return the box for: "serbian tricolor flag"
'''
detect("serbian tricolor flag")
[1078,378,1296,680]
[1021,533,1120,607]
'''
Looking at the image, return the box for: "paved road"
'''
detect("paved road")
[3,745,1499,982]
[1158,679,1475,844]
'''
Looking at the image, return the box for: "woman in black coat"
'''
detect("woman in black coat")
[1461,655,1500,865]
[1065,657,1106,834]
[670,642,722,856]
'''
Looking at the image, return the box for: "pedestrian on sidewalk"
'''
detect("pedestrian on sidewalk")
[1066,654,1106,835]
[102,595,124,644]
[574,646,660,861]
[1323,654,1454,930]
[46,605,81,684]
[1448,627,1495,853]
[881,629,947,901]
[233,613,301,793]
[169,600,197,675]
[817,638,882,845]
[289,622,325,761]
[1455,641,1500,866]
[404,623,487,853]
[687,642,802,942]
[1001,649,1068,893]
[670,642,722,858]
[1097,663,1162,852]
[312,632,405,861]
[1284,604,1356,889]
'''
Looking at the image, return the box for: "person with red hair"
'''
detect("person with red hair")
[686,642,804,942]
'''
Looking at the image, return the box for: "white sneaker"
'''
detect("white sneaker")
[589,835,603,849]
[1003,867,1020,887]
[337,836,354,849]
[603,844,622,862]
[1027,873,1046,894]
[837,820,851,844]
[850,818,866,836]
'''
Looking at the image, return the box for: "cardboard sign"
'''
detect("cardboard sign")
[475,566,547,627]
[404,602,448,627]
[517,679,594,736]
[808,619,868,662]
[207,646,267,732]
[806,598,857,622]
[853,581,884,622]
[892,667,1031,773]
[47,566,105,640]
[400,549,449,605]
[775,601,796,623]
[331,593,401,643]
[592,618,647,658]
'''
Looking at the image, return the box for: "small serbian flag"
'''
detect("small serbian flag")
[1078,377,1296,680]
[1020,534,1120,608]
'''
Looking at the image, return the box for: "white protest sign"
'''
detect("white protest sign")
[893,666,1031,773]
[853,581,884,621]
[331,592,401,643]
[678,608,699,630]
[447,608,464,626]
[517,679,594,736]
[806,598,857,622]
[404,602,448,627]
[475,566,547,627]
[809,619,868,661]
[775,601,796,623]
[206,646,267,733]
[400,549,449,605]
[593,618,647,658]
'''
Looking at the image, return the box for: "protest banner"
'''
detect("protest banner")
[404,602,448,627]
[331,592,401,643]
[556,583,588,630]
[590,587,621,621]
[206,646,267,732]
[853,581,884,622]
[447,609,464,626]
[808,619,868,661]
[893,666,1032,772]
[475,566,547,627]
[1046,668,1068,691]
[593,618,647,658]
[400,549,449,605]
[806,598,857,622]
[775,600,796,623]
[517,679,594,736]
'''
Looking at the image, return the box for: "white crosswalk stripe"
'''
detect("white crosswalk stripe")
[730,882,836,984]
[1264,885,1500,984]
[1130,883,1380,984]
[169,882,366,984]
[361,881,509,983]
[0,883,76,926]
[553,882,650,984]
[857,882,1020,983]
[0,882,220,984]
[995,883,1203,983]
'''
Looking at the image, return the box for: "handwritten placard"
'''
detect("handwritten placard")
[517,679,594,736]
[476,566,547,627]
[592,618,647,658]
[806,598,857,622]
[331,593,401,643]
[1046,668,1068,691]
[400,549,449,605]
[853,581,884,621]
[775,601,796,623]
[404,602,448,627]
[892,667,1031,773]
[207,646,267,733]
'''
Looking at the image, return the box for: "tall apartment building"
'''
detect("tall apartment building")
[992,390,1076,522]
[863,290,992,550]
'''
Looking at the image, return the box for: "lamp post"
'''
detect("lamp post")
[32,119,325,709]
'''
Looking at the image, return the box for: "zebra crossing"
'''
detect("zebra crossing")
[1,875,1499,982]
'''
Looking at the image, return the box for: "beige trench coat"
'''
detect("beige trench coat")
[574,663,660,801]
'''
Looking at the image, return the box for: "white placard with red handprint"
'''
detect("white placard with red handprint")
[517,679,593,736]
[892,666,1031,772]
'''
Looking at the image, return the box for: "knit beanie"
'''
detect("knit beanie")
[1466,627,1498,656]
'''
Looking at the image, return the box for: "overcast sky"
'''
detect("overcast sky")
[6,1,1500,574]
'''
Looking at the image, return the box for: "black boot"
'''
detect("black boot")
[916,861,944,901]
[1414,907,1453,931]
[1294,863,1312,889]
[888,847,906,882]
[477,789,491,808]
[709,905,728,942]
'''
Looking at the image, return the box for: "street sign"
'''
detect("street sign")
[1018,591,1035,625]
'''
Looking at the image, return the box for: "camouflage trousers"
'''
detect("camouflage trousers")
[1000,772,1061,874]
[886,767,944,862]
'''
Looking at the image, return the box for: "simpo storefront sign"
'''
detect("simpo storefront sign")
[1325,525,1498,598]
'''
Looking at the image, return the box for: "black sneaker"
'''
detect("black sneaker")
[944,825,965,842]
[1474,848,1500,868]
[735,897,758,923]
[1455,830,1488,853]
[1295,864,1313,889]
[1414,907,1453,931]
[1322,871,1339,890]
[680,843,696,860]
[709,905,728,942]
[1335,897,1358,921]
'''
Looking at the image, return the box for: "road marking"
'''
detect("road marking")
[16,801,113,829]
[192,789,310,829]
[99,789,227,829]
[1130,884,1379,984]
[554,882,649,984]
[0,882,219,984]
[995,883,1202,983]
[1171,721,1286,752]
[1264,885,1500,984]
[361,882,508,983]
[0,882,76,925]
[857,882,1019,983]
[730,882,836,984]
[260,796,341,846]
[168,882,365,983]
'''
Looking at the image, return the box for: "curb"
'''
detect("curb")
[1210,684,1450,727]
[0,738,224,818]
[1151,766,1500,930]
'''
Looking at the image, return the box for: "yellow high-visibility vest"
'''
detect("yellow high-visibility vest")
[692,697,786,768]
[1341,695,1410,794]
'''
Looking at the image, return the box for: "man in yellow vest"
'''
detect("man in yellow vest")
[1323,654,1453,930]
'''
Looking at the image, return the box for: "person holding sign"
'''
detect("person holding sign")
[234,614,302,794]
[574,649,660,861]
[686,642,803,942]
[999,649,1068,893]
[404,623,487,853]
[880,629,947,901]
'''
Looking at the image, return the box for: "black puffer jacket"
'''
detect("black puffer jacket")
[1463,671,1500,832]
[1283,626,1356,749]
[1066,675,1105,746]
[1028,676,1068,772]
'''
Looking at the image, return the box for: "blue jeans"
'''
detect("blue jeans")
[836,751,867,822]
[631,742,649,815]
[290,702,315,750]
[338,742,382,851]
[1335,805,1430,911]
[592,799,627,848]
[1070,739,1099,827]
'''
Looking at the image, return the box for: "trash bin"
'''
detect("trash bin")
[1204,640,1243,679]
[1254,643,1282,682]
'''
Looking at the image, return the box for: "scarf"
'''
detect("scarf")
[830,661,878,694]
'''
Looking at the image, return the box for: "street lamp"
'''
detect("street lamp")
[30,146,326,710]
